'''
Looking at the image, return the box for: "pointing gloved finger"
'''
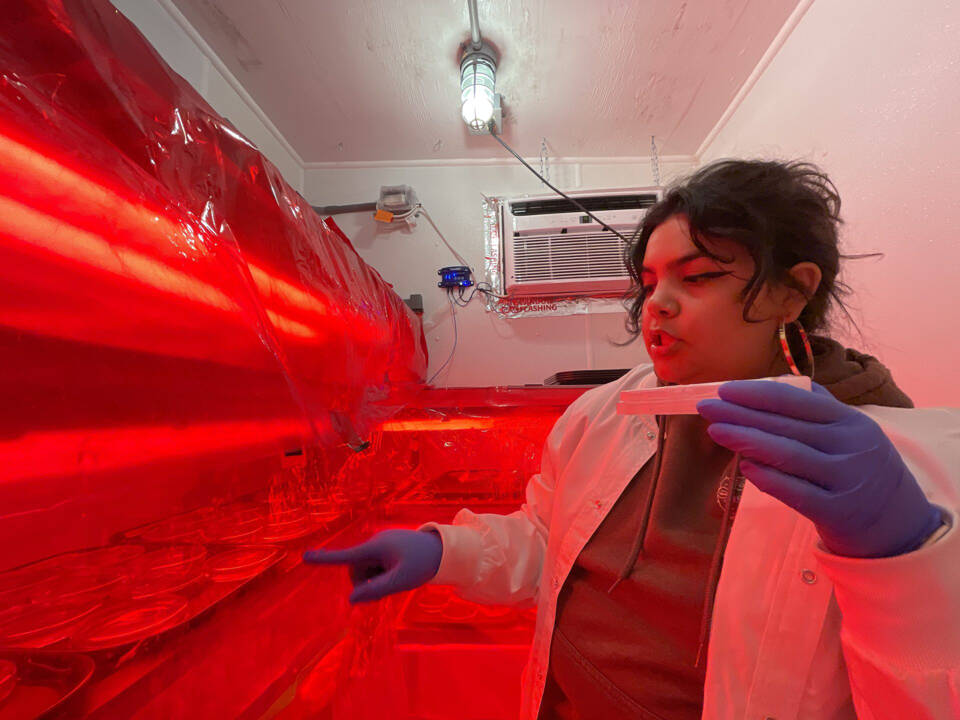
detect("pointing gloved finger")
[717,380,849,423]
[302,541,377,566]
[738,458,830,520]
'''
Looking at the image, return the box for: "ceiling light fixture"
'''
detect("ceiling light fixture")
[460,0,500,134]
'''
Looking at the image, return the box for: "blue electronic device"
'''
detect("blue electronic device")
[437,266,473,288]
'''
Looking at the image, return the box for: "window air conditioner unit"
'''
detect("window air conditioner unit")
[501,188,661,297]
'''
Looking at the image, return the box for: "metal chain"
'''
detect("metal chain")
[650,135,661,187]
[539,137,550,185]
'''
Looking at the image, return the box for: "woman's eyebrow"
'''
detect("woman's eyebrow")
[640,251,711,273]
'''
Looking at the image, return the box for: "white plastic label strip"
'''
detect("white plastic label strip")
[616,375,813,416]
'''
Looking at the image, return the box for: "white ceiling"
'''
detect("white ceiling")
[170,0,801,163]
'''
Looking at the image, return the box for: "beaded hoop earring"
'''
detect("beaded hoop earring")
[778,320,815,377]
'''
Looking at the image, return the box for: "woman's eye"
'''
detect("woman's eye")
[684,271,729,285]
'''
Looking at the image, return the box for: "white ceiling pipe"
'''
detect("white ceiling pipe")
[467,0,482,50]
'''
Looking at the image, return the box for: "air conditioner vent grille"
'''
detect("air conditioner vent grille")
[510,193,658,216]
[512,234,630,282]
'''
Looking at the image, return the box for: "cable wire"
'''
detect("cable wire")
[476,282,508,299]
[488,126,630,244]
[392,205,420,221]
[471,282,507,302]
[426,291,458,385]
[452,286,470,307]
[451,281,507,306]
[458,285,478,305]
[416,206,471,268]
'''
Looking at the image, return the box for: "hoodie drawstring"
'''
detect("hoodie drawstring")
[695,451,743,668]
[605,413,744,669]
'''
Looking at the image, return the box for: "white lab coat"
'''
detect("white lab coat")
[422,363,960,720]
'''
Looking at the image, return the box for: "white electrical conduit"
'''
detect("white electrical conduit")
[416,206,471,269]
[467,0,482,49]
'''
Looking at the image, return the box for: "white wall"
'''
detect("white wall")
[304,158,695,386]
[114,0,960,401]
[699,0,960,408]
[110,0,304,193]
[111,0,696,388]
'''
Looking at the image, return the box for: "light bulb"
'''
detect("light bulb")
[460,53,496,131]
[461,92,494,128]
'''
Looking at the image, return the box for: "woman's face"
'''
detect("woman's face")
[639,214,789,385]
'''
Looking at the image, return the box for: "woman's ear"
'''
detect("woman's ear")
[782,262,822,322]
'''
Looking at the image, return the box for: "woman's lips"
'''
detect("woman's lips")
[647,328,681,358]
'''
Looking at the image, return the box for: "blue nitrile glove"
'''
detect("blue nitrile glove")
[302,529,443,603]
[697,380,942,558]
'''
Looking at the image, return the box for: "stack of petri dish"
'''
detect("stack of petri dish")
[69,596,189,651]
[0,545,144,649]
[126,508,215,544]
[205,547,284,583]
[305,491,341,526]
[0,597,103,649]
[205,504,266,544]
[128,545,207,599]
[261,506,311,542]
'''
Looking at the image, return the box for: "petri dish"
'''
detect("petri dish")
[206,507,265,543]
[0,658,16,703]
[61,545,145,571]
[0,598,101,649]
[128,546,207,598]
[205,547,283,583]
[45,571,124,602]
[127,508,215,544]
[139,545,207,573]
[479,604,513,619]
[416,587,450,613]
[262,508,311,541]
[305,496,340,524]
[308,509,339,521]
[137,523,205,544]
[305,491,333,506]
[261,519,311,542]
[441,601,478,623]
[265,506,306,523]
[0,548,139,609]
[70,596,188,650]
[207,523,260,543]
[128,567,202,599]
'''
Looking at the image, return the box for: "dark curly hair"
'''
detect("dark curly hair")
[623,159,876,344]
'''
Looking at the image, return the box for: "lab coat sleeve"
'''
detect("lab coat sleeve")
[418,400,582,607]
[813,407,960,719]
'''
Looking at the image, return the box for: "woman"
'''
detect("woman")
[305,160,959,719]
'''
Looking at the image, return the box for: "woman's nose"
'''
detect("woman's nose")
[645,287,679,317]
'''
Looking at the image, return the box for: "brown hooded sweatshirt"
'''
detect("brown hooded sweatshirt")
[537,337,913,720]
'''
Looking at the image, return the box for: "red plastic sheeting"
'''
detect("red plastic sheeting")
[0,2,592,718]
[0,0,426,569]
